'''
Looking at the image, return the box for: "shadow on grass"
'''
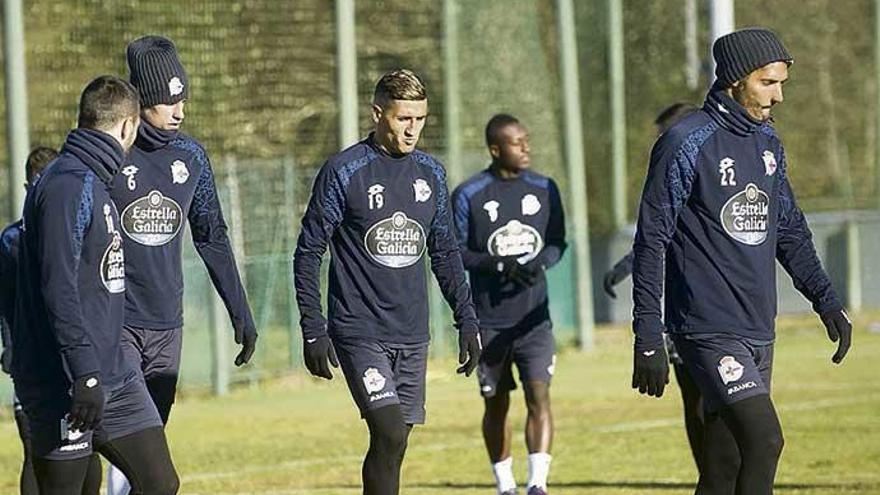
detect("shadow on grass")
[400,480,879,491]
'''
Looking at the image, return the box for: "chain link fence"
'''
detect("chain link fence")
[0,0,876,395]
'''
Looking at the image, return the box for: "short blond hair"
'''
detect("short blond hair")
[373,69,427,106]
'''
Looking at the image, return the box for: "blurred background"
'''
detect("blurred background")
[0,0,877,398]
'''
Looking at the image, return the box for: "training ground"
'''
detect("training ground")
[1,313,878,494]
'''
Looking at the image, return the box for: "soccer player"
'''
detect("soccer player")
[12,75,179,494]
[293,69,481,495]
[1,146,105,495]
[105,35,258,494]
[452,114,566,495]
[602,103,707,474]
[631,29,852,495]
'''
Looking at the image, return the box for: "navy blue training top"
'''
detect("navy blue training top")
[631,86,841,352]
[0,220,22,373]
[110,121,255,334]
[293,134,479,344]
[13,129,134,395]
[452,168,567,329]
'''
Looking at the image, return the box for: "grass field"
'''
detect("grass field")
[1,313,879,494]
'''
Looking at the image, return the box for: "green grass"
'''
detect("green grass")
[1,313,880,494]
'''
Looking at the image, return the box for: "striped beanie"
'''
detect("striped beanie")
[126,35,188,107]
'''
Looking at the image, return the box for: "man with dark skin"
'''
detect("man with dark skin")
[453,114,566,495]
[631,29,851,495]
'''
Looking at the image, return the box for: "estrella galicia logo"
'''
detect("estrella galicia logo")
[487,219,544,262]
[720,183,769,246]
[101,231,125,294]
[364,211,426,268]
[121,190,184,246]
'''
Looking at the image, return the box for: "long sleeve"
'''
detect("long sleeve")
[188,154,256,336]
[293,163,346,340]
[531,178,567,269]
[39,174,100,379]
[632,133,697,352]
[775,148,841,314]
[428,169,479,333]
[0,225,17,327]
[613,251,634,278]
[451,185,493,270]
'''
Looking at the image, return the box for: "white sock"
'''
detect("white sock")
[491,457,517,493]
[107,463,131,495]
[527,452,552,489]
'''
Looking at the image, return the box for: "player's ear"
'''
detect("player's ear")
[488,143,501,159]
[371,104,383,124]
[121,116,137,143]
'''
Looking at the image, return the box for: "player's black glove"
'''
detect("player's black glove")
[602,263,630,299]
[456,330,482,376]
[510,259,545,287]
[234,324,258,367]
[69,375,104,431]
[632,344,669,398]
[820,309,852,364]
[304,335,339,380]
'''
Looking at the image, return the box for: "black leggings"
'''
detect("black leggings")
[146,374,179,425]
[33,426,179,495]
[16,407,101,495]
[697,394,784,495]
[363,404,412,495]
[673,362,705,474]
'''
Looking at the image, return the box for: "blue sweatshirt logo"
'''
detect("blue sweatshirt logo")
[121,190,184,246]
[364,211,426,268]
[487,219,543,262]
[720,183,770,245]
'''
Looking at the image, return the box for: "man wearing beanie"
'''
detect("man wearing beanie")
[13,75,178,494]
[106,35,257,493]
[631,28,852,495]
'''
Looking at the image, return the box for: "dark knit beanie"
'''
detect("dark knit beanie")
[713,28,792,88]
[126,35,188,108]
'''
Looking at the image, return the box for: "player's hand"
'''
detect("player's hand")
[456,331,482,376]
[603,263,630,299]
[303,335,339,380]
[234,324,258,367]
[69,375,104,431]
[510,259,545,287]
[632,344,669,398]
[820,309,852,364]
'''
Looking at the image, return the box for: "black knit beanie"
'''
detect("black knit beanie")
[713,28,792,88]
[126,35,188,108]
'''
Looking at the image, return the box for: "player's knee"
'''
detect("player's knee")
[483,393,510,419]
[755,425,783,460]
[523,382,551,416]
[366,406,409,459]
[136,467,179,495]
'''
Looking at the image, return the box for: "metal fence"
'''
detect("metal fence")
[0,0,878,397]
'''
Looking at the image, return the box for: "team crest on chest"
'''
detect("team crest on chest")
[122,165,139,191]
[413,178,431,202]
[170,160,189,184]
[521,194,541,215]
[483,200,500,223]
[762,150,777,176]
